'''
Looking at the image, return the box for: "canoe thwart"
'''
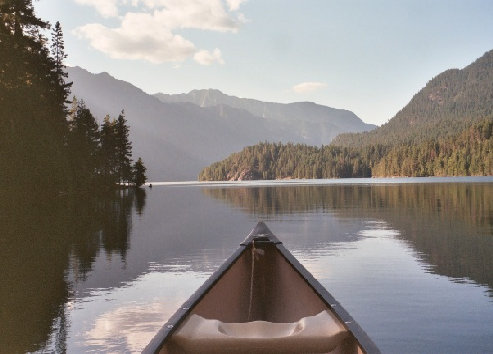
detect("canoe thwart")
[169,310,349,353]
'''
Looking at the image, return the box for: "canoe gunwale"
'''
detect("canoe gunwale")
[273,238,380,354]
[142,245,247,354]
[142,222,380,354]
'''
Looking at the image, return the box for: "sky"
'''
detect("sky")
[35,0,493,126]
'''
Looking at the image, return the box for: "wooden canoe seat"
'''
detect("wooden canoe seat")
[169,310,349,353]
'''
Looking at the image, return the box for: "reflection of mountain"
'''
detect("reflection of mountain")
[203,183,493,291]
[0,190,144,353]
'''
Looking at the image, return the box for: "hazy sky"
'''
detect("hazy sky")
[36,0,493,126]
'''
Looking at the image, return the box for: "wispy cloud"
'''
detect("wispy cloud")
[73,0,247,64]
[292,81,327,94]
[194,48,224,65]
[74,0,120,18]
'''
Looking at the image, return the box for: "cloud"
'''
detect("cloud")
[74,0,247,64]
[74,16,196,63]
[136,0,243,32]
[292,82,328,94]
[226,0,247,11]
[194,48,224,65]
[74,0,119,18]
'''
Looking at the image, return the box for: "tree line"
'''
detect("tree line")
[67,99,147,188]
[199,118,492,180]
[0,1,146,193]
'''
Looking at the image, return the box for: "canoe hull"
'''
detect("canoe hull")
[143,222,380,354]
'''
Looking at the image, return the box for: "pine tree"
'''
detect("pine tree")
[0,0,69,189]
[50,21,72,111]
[100,115,118,184]
[114,111,133,184]
[133,158,147,187]
[68,100,100,186]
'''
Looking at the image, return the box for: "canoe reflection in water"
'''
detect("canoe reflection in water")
[143,222,380,354]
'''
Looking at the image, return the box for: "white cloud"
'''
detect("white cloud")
[134,0,242,32]
[74,0,247,64]
[74,14,196,63]
[226,0,247,11]
[292,82,328,94]
[194,48,224,65]
[74,0,120,18]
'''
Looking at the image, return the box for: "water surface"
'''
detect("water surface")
[1,177,492,353]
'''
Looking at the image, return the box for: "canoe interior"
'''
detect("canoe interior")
[158,241,364,353]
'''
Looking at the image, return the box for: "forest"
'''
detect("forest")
[200,49,493,181]
[0,1,146,193]
[199,118,492,180]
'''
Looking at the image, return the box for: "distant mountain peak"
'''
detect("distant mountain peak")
[154,89,375,133]
[189,88,224,94]
[67,66,376,181]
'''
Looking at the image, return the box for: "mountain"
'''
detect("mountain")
[332,49,493,147]
[199,50,493,181]
[67,67,375,181]
[155,89,376,146]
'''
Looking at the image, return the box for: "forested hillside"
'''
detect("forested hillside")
[199,117,492,180]
[332,50,493,147]
[200,50,493,181]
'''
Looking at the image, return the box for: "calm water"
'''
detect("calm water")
[1,177,493,353]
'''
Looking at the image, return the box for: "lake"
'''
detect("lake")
[1,177,492,353]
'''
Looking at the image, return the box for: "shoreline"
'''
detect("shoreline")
[146,175,493,187]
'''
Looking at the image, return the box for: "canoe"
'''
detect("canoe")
[143,222,380,354]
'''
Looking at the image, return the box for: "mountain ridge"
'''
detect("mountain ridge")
[155,89,376,143]
[67,67,374,181]
[332,49,493,147]
[198,49,493,180]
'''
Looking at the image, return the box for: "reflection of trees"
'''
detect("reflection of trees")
[203,183,493,291]
[0,189,145,353]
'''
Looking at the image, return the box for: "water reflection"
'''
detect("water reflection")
[203,183,493,292]
[2,181,492,353]
[0,189,145,353]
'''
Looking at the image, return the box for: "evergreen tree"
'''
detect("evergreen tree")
[0,0,69,189]
[67,100,100,186]
[100,115,118,184]
[0,2,145,192]
[50,21,72,111]
[132,158,147,187]
[114,111,133,184]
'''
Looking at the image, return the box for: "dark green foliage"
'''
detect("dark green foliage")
[200,50,493,181]
[0,0,69,189]
[0,2,145,191]
[133,157,147,187]
[114,111,133,184]
[50,21,72,112]
[67,100,145,188]
[199,118,492,180]
[67,99,100,186]
[373,118,493,177]
[332,50,493,148]
[100,115,118,185]
[199,142,376,181]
